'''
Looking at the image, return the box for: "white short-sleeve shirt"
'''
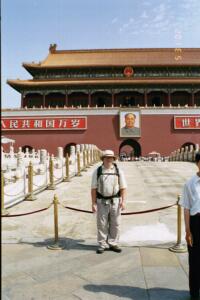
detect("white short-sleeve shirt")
[91,164,127,198]
[179,174,200,216]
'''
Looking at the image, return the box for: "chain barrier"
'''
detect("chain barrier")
[32,172,46,186]
[32,182,46,188]
[122,203,176,215]
[16,176,24,180]
[4,177,24,184]
[55,165,63,170]
[1,203,53,218]
[58,202,176,215]
[2,194,184,253]
[2,200,176,217]
[4,178,16,184]
[4,189,25,197]
[53,174,63,180]
[58,201,94,214]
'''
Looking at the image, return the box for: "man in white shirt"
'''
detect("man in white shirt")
[91,150,127,254]
[180,152,200,300]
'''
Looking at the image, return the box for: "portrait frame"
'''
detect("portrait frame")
[119,109,141,137]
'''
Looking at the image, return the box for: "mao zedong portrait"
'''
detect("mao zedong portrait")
[120,113,140,136]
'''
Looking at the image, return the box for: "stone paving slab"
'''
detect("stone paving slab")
[2,242,189,300]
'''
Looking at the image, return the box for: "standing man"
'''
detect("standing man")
[180,152,200,300]
[91,150,127,254]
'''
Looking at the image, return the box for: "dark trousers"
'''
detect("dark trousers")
[188,215,200,297]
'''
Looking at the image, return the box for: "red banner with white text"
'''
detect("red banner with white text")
[174,115,200,129]
[1,117,87,130]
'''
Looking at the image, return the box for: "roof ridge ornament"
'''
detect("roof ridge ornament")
[49,44,57,53]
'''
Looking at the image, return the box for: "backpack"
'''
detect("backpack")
[96,163,120,199]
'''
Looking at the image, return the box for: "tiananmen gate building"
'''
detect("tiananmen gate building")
[2,45,200,157]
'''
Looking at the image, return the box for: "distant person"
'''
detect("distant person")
[91,150,127,254]
[121,113,140,136]
[180,152,200,300]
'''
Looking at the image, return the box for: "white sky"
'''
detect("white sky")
[2,0,200,108]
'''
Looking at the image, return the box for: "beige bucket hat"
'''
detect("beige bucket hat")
[101,150,117,160]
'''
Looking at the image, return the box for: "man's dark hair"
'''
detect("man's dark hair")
[195,152,200,163]
[124,113,136,119]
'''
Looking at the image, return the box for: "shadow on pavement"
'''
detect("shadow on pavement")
[16,238,186,253]
[84,284,189,300]
[18,237,97,251]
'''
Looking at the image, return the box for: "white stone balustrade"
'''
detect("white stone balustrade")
[169,144,199,162]
[2,143,101,208]
[188,145,194,162]
[183,146,188,161]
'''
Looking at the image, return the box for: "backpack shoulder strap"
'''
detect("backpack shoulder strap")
[113,163,120,176]
[97,164,103,180]
[97,163,119,180]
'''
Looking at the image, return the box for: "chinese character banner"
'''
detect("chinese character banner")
[1,117,87,130]
[174,116,200,129]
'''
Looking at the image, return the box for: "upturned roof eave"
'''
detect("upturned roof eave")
[7,77,200,92]
[22,63,200,69]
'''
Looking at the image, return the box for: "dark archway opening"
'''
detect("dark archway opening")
[91,92,112,107]
[22,145,33,153]
[119,139,141,160]
[194,91,200,106]
[122,96,137,107]
[97,97,106,107]
[64,143,76,157]
[152,96,161,106]
[181,142,195,150]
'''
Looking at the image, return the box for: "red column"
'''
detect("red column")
[21,93,24,108]
[43,93,46,107]
[112,93,115,107]
[167,91,171,106]
[65,92,68,107]
[88,93,91,107]
[144,90,147,106]
[191,91,194,106]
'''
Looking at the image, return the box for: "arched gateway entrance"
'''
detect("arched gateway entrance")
[64,143,76,157]
[181,142,195,150]
[119,139,141,160]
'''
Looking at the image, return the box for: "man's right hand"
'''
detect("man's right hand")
[92,204,97,213]
[185,231,193,247]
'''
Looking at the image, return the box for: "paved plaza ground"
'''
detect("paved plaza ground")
[2,161,197,300]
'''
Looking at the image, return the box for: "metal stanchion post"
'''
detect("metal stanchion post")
[62,159,64,179]
[92,149,95,164]
[169,195,187,253]
[26,162,37,201]
[1,171,9,215]
[90,149,93,165]
[47,156,56,190]
[45,162,48,185]
[96,150,98,162]
[98,150,101,161]
[63,153,70,182]
[76,152,82,176]
[24,168,26,196]
[82,150,87,172]
[85,149,88,167]
[47,195,64,250]
[86,149,89,168]
[90,150,93,166]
